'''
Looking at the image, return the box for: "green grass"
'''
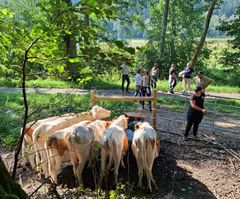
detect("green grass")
[1,89,239,147]
[26,78,78,88]
[157,93,240,117]
[0,92,137,146]
[0,75,239,93]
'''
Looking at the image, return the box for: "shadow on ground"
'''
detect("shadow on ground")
[57,145,216,199]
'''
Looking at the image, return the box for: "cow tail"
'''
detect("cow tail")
[32,130,41,172]
[44,138,55,175]
[21,130,26,159]
[143,140,148,171]
[106,139,113,172]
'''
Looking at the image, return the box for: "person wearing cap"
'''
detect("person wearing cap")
[193,72,213,93]
[184,86,206,141]
[121,62,131,94]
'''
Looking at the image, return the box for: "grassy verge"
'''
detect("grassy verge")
[0,92,137,146]
[1,91,239,147]
[0,75,239,94]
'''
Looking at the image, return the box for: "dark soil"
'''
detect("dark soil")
[1,106,240,199]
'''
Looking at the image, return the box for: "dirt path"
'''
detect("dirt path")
[1,87,239,198]
[0,87,239,99]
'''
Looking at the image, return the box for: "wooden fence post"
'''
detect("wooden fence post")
[90,90,96,106]
[153,90,157,129]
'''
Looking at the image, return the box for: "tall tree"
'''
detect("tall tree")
[190,0,219,67]
[63,0,78,79]
[159,0,169,60]
[170,0,177,64]
[141,0,207,77]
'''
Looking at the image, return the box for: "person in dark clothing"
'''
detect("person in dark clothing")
[184,86,206,141]
[168,63,177,94]
[121,62,130,94]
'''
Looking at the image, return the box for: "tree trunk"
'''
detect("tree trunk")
[65,35,78,79]
[170,0,177,64]
[190,0,218,67]
[64,0,79,80]
[0,156,28,199]
[159,0,169,60]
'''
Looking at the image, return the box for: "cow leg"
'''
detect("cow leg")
[132,142,143,187]
[146,152,157,190]
[48,150,62,184]
[24,145,36,169]
[70,152,78,184]
[76,148,90,185]
[136,156,143,188]
[40,150,49,175]
[101,146,108,175]
[112,149,121,185]
[34,142,41,173]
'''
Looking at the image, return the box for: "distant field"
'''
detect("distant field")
[126,39,148,47]
[126,37,231,47]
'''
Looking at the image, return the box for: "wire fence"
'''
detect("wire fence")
[156,92,240,136]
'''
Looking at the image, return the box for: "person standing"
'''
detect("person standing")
[193,72,213,93]
[121,62,130,94]
[150,63,159,89]
[141,70,152,111]
[134,69,143,97]
[179,62,194,93]
[168,64,177,94]
[184,86,206,141]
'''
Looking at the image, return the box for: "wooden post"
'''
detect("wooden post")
[90,89,157,129]
[90,90,96,106]
[153,90,157,129]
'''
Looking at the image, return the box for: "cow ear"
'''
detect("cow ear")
[105,121,111,128]
[135,123,141,130]
[91,106,98,119]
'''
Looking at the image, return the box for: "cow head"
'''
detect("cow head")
[134,122,150,130]
[115,115,128,129]
[91,105,111,120]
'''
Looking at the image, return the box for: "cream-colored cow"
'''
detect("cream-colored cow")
[101,115,129,185]
[22,116,59,168]
[131,122,160,192]
[45,120,91,184]
[67,120,111,185]
[32,105,111,174]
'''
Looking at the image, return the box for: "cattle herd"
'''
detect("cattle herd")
[22,105,160,192]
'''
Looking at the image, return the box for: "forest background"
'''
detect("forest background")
[0,0,240,90]
[0,1,240,197]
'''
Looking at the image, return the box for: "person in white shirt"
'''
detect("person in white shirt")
[134,69,143,97]
[121,62,130,94]
[150,63,160,89]
[141,70,152,110]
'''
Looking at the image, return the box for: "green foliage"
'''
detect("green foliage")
[137,0,211,77]
[217,6,240,86]
[0,92,137,146]
[0,0,138,85]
